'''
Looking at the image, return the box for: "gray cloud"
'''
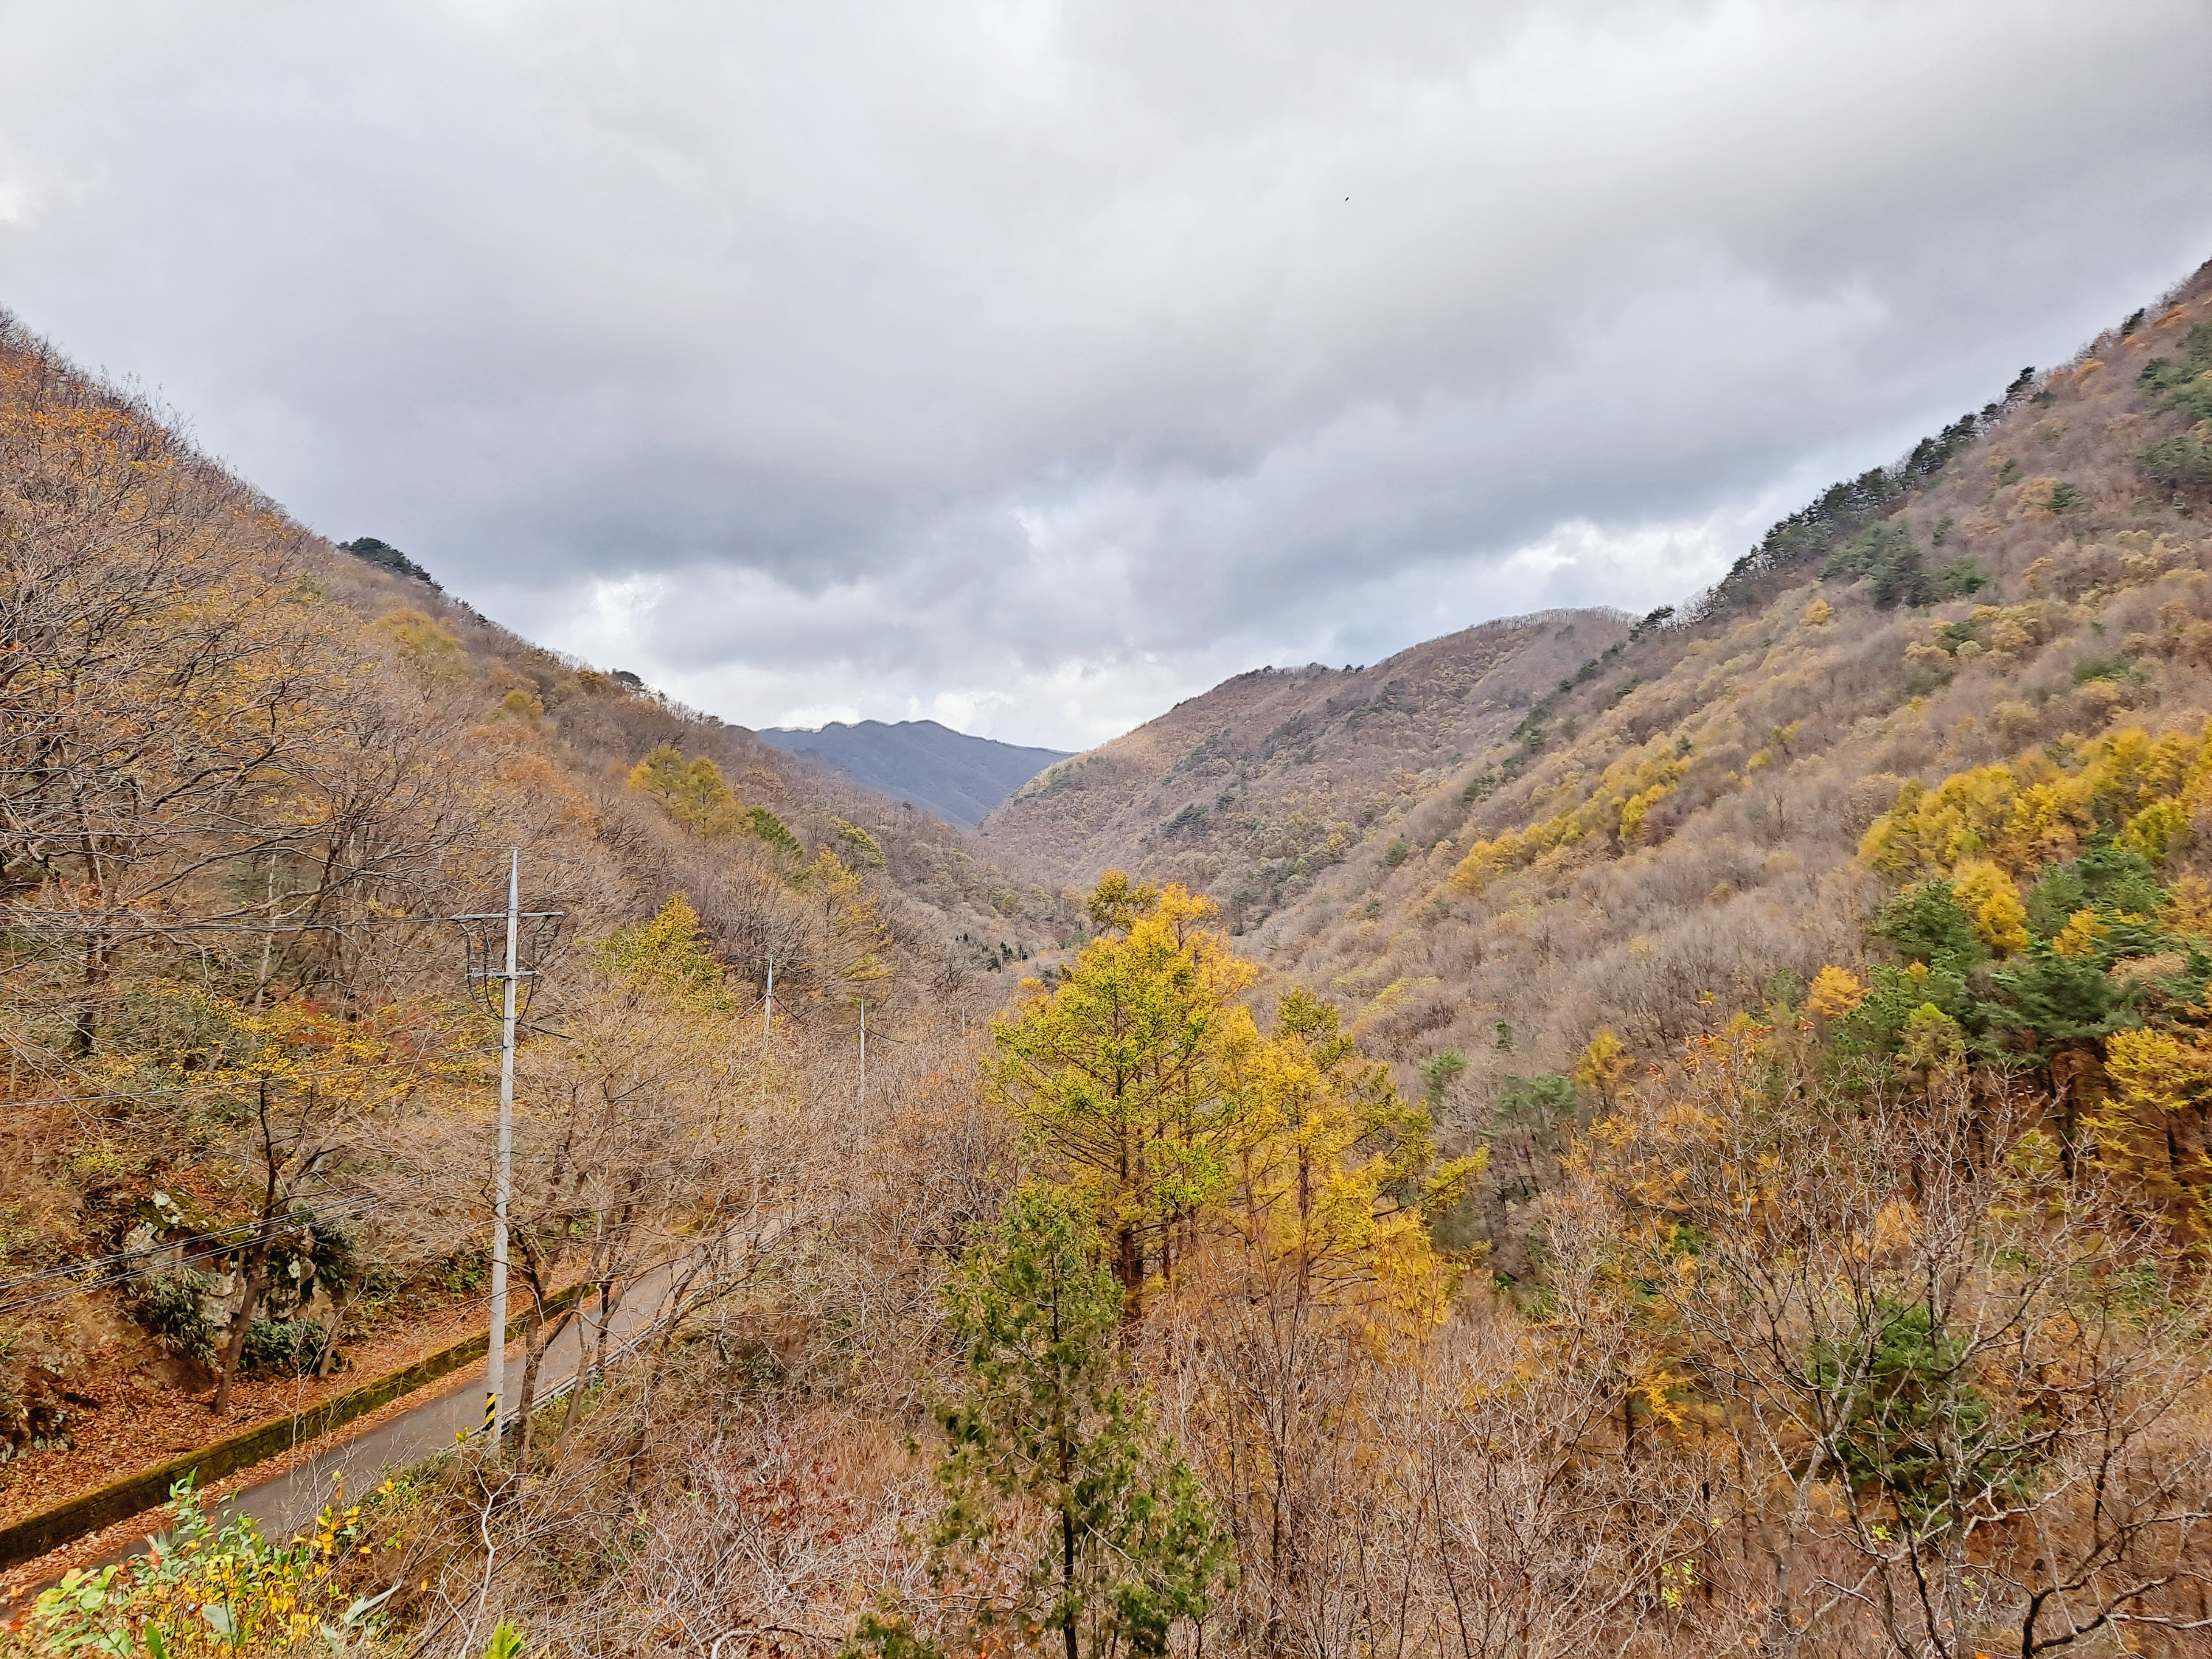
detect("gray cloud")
[3,0,2208,746]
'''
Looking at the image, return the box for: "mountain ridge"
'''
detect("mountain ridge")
[990,257,2212,1116]
[978,609,1632,931]
[759,717,1070,830]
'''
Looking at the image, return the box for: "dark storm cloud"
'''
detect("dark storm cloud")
[2,0,2208,745]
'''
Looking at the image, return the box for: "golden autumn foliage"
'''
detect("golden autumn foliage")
[989,877,1473,1325]
[2098,1021,2212,1236]
[1561,1013,2212,1653]
[1807,963,1867,1020]
[376,606,470,685]
[2052,905,2110,957]
[627,742,752,838]
[1451,743,1688,893]
[1572,1026,1632,1105]
[1860,721,2212,880]
[1217,987,1483,1329]
[1949,856,2031,955]
[796,846,894,987]
[590,893,732,1010]
[988,880,1259,1308]
[2162,872,2212,934]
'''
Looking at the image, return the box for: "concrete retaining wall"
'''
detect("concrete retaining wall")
[0,1285,584,1572]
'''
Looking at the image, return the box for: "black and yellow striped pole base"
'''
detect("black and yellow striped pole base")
[483,1392,499,1439]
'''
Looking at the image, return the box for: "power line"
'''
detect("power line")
[3,912,566,936]
[0,1197,383,1320]
[0,1048,505,1113]
[0,1193,379,1295]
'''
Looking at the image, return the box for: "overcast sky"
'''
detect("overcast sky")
[3,1,2209,749]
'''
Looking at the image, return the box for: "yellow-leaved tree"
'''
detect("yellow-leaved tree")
[1184,992,1481,1651]
[984,873,1488,1651]
[627,744,751,839]
[1949,858,2030,956]
[2097,1021,2212,1237]
[796,848,894,995]
[987,874,1256,1317]
[1219,987,1481,1329]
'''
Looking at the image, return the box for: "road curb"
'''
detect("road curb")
[0,1285,585,1572]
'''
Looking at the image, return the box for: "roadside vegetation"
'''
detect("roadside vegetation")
[0,309,1055,1501]
[6,257,2212,1659]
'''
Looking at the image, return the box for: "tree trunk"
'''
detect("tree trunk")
[1062,1505,1079,1659]
[69,931,110,1057]
[212,1242,271,1413]
[509,1304,576,1470]
[215,1080,287,1413]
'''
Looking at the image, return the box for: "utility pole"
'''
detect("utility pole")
[751,951,776,1227]
[852,996,868,1163]
[484,849,520,1444]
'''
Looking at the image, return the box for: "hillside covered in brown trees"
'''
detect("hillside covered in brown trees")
[980,610,1627,931]
[0,309,1071,1506]
[8,262,2212,1659]
[1000,260,2212,1132]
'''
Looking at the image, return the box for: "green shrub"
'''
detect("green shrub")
[1812,1302,2039,1527]
[307,1216,360,1289]
[2139,325,2212,421]
[830,818,885,867]
[2071,653,2142,689]
[1985,946,2138,1057]
[2133,433,2212,494]
[1826,521,1932,608]
[1418,1050,1466,1108]
[133,1270,217,1365]
[2024,844,2163,939]
[242,1318,328,1377]
[339,535,439,589]
[1935,557,1989,598]
[1495,1071,1576,1129]
[439,1242,489,1295]
[10,1477,392,1658]
[1876,880,1986,972]
[747,804,801,855]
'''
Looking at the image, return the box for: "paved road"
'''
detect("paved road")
[220,1208,796,1540]
[40,1217,785,1587]
[214,1260,684,1540]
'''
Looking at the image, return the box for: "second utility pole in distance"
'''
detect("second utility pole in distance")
[484,851,520,1442]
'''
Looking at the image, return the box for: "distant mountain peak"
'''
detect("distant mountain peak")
[758,719,1071,829]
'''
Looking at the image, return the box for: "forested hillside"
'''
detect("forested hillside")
[995,260,2212,1151]
[8,261,2212,1659]
[0,309,1069,1503]
[1242,260,2212,1147]
[981,611,1626,931]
